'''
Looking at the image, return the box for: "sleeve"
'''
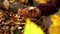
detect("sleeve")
[37,0,60,16]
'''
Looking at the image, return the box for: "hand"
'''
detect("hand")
[18,7,41,18]
[18,8,32,18]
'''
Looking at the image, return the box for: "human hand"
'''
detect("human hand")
[18,7,41,18]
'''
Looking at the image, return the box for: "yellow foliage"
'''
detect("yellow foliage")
[48,15,60,34]
[36,0,47,4]
[24,18,45,34]
[50,15,60,26]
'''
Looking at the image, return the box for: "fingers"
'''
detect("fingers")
[18,9,25,17]
[17,9,23,16]
[22,8,30,17]
[23,8,29,11]
[17,8,35,18]
[23,8,29,13]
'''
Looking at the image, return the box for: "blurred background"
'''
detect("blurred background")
[0,0,60,34]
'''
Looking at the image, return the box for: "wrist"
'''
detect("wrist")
[32,8,41,18]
